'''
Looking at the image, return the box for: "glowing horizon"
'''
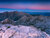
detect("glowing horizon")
[0,3,50,10]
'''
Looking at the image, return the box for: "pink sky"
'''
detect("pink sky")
[0,3,50,10]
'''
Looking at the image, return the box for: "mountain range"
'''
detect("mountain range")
[0,11,50,35]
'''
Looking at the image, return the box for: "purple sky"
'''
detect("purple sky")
[0,3,50,10]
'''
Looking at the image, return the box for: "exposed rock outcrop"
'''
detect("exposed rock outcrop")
[0,24,50,38]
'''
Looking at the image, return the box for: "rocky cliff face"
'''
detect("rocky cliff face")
[0,24,50,38]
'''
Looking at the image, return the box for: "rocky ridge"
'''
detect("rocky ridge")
[0,11,50,37]
[0,24,50,38]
